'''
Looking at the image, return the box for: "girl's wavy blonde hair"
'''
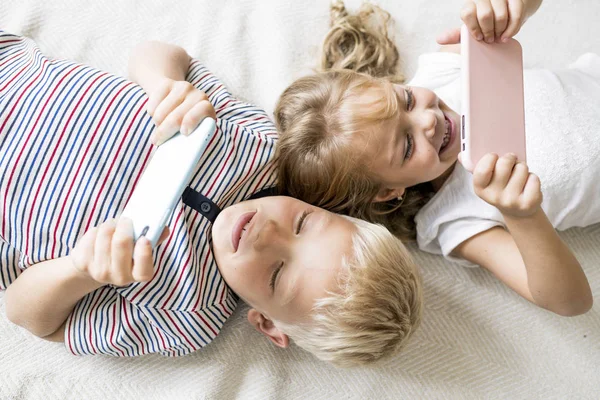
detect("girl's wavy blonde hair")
[275,0,434,240]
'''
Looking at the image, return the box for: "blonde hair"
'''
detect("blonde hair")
[275,215,422,367]
[274,1,434,240]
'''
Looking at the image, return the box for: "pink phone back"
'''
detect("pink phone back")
[460,24,526,171]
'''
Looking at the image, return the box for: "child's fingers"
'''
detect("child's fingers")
[489,153,517,189]
[152,116,183,146]
[152,90,211,145]
[70,227,98,274]
[110,218,135,287]
[436,28,461,45]
[165,96,204,133]
[461,2,483,41]
[92,219,117,283]
[505,161,529,195]
[153,97,202,145]
[472,153,498,189]
[475,1,496,43]
[132,237,154,282]
[152,86,187,127]
[491,0,509,40]
[501,0,525,40]
[146,80,172,117]
[181,101,216,136]
[521,173,542,202]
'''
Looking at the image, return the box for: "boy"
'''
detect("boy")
[1,32,421,367]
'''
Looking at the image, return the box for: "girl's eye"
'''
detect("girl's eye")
[404,134,413,160]
[270,262,283,292]
[295,210,310,234]
[405,88,414,111]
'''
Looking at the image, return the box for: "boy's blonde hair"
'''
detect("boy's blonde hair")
[275,1,435,240]
[275,215,422,367]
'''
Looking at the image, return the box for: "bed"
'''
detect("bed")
[1,0,599,398]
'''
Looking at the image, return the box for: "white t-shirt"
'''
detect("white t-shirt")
[409,52,600,265]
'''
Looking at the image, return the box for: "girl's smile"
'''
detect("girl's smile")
[353,83,461,201]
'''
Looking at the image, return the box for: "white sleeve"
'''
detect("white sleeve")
[436,218,505,266]
[408,52,462,89]
[415,166,505,267]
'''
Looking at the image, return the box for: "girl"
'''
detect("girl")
[0,30,422,367]
[275,0,596,316]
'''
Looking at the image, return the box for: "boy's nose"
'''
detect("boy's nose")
[252,219,282,251]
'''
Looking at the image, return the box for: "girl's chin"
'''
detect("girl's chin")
[441,144,460,162]
[450,147,460,161]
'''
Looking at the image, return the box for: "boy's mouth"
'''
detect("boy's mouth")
[232,211,256,252]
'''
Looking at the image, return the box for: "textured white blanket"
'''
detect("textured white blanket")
[1,1,599,399]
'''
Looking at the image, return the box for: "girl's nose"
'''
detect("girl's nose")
[422,110,437,140]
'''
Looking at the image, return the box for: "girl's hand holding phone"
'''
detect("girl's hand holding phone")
[69,218,169,287]
[146,78,217,146]
[437,0,535,45]
[471,153,543,218]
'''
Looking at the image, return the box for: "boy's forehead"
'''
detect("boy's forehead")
[280,251,348,322]
[279,214,355,317]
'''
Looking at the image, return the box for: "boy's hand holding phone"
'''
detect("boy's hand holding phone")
[471,153,542,218]
[69,218,169,287]
[147,78,217,146]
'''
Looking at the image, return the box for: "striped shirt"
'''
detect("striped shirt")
[0,31,278,356]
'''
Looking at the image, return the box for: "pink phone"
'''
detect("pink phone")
[460,24,526,172]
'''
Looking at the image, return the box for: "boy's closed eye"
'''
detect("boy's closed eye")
[270,210,312,294]
[270,261,284,293]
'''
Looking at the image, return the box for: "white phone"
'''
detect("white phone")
[121,118,217,247]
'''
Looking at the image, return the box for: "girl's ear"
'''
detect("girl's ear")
[374,187,405,203]
[247,309,290,348]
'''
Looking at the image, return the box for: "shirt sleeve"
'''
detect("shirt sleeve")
[64,284,236,357]
[0,237,22,291]
[415,166,505,267]
[436,218,505,267]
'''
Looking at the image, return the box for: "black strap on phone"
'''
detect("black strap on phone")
[182,187,221,223]
[182,186,278,223]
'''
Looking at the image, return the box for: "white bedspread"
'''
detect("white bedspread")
[1,1,599,399]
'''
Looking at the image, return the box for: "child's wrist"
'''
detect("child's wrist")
[65,255,105,290]
[501,207,545,226]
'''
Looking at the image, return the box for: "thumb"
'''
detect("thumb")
[436,28,461,45]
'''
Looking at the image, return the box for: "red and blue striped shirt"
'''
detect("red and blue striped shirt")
[0,31,277,356]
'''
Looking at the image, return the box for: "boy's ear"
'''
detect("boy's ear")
[374,187,405,203]
[247,309,290,348]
